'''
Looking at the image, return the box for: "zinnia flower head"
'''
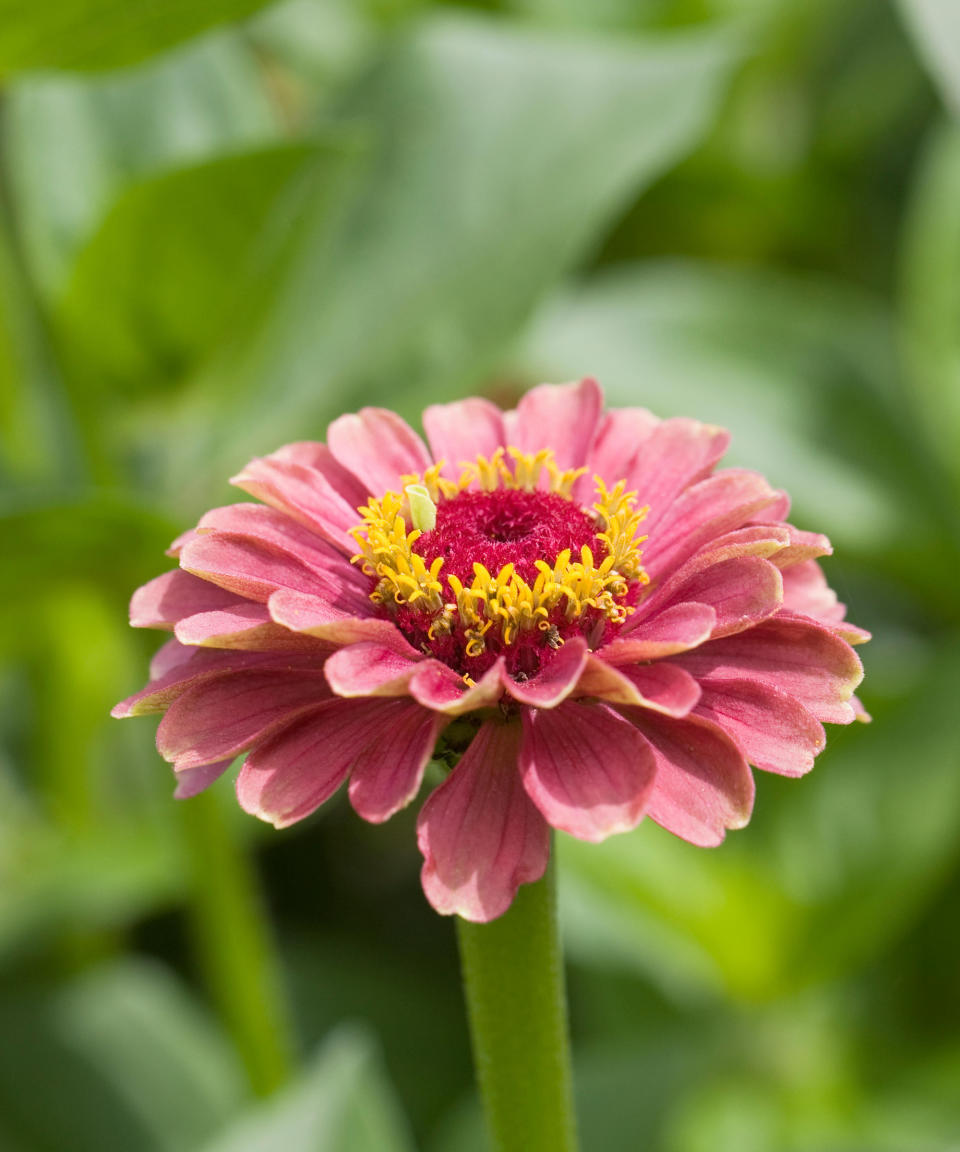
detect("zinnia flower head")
[114,380,868,922]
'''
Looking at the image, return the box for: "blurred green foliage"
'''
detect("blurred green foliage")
[1,0,959,1149]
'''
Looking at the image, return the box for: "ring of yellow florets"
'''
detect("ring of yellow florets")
[349,448,649,679]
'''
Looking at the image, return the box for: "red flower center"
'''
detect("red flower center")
[415,489,601,587]
[349,449,650,683]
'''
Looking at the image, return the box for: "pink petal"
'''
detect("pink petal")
[417,720,549,922]
[157,669,332,770]
[166,528,196,558]
[780,559,844,622]
[636,550,779,640]
[600,602,717,663]
[586,407,660,493]
[631,536,788,636]
[519,701,656,842]
[324,638,424,697]
[575,655,701,716]
[650,555,784,639]
[180,533,323,604]
[273,442,368,505]
[407,658,506,714]
[749,490,791,521]
[181,533,370,615]
[236,697,390,828]
[112,648,328,718]
[693,523,793,561]
[641,469,783,581]
[778,607,871,647]
[326,408,432,497]
[130,570,241,629]
[173,759,234,800]
[231,452,367,555]
[695,677,825,777]
[422,398,507,479]
[834,621,872,646]
[348,702,446,823]
[174,602,323,651]
[632,529,793,631]
[269,441,344,472]
[268,588,399,645]
[149,637,195,679]
[196,503,355,575]
[624,418,730,535]
[770,527,833,569]
[503,637,588,708]
[504,378,604,471]
[673,615,864,725]
[624,709,754,847]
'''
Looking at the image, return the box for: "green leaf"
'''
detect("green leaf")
[898,0,960,118]
[0,492,177,601]
[57,143,322,393]
[661,1035,960,1152]
[0,0,277,75]
[900,122,960,508]
[0,822,187,959]
[201,1027,415,1152]
[0,960,246,1152]
[504,0,776,31]
[504,0,651,32]
[0,197,80,486]
[248,0,375,90]
[4,33,280,297]
[170,15,742,484]
[0,496,190,962]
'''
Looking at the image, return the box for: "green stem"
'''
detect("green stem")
[180,792,295,1096]
[456,844,579,1152]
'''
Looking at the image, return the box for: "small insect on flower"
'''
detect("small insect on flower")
[113,380,869,922]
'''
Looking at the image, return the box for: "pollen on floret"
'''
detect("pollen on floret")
[350,448,649,680]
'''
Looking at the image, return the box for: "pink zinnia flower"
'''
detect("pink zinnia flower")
[114,380,868,921]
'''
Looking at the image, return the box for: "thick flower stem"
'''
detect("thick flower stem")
[456,846,579,1152]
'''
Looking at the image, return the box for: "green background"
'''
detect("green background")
[2,0,959,1148]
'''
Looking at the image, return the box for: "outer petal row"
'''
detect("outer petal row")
[627,709,755,847]
[519,702,656,842]
[416,697,758,920]
[231,446,368,554]
[237,697,444,827]
[157,669,333,770]
[111,645,330,718]
[423,397,507,481]
[418,720,549,922]
[673,614,864,725]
